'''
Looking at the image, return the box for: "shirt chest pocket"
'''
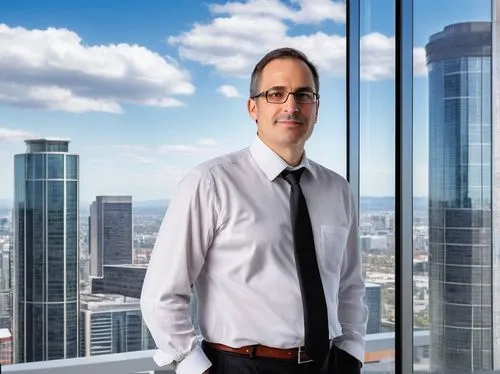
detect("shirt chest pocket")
[319,224,349,273]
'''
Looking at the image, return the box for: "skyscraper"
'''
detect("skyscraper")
[0,236,11,330]
[79,294,153,357]
[13,139,79,362]
[89,196,132,277]
[426,22,492,372]
[363,283,381,335]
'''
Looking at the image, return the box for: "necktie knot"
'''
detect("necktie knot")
[281,168,305,186]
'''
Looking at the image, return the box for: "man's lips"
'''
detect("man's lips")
[276,119,303,125]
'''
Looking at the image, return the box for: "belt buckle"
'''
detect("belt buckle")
[297,346,314,364]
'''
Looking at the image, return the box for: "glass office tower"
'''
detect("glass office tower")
[13,139,79,362]
[89,196,133,278]
[426,22,492,372]
[80,296,146,356]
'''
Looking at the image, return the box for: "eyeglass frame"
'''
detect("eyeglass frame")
[250,88,320,104]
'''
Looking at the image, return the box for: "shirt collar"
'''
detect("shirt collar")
[249,135,316,181]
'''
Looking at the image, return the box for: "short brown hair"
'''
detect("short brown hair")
[249,47,320,97]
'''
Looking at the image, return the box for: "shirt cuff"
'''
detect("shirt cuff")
[152,348,175,368]
[176,345,213,374]
[333,340,365,365]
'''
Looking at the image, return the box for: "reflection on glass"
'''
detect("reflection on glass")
[360,0,395,372]
[427,22,492,372]
[413,1,492,373]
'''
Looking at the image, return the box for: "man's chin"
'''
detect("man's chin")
[276,137,306,148]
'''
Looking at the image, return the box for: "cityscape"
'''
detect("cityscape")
[0,165,428,366]
[0,0,496,373]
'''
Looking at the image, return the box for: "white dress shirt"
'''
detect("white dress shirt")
[140,135,368,374]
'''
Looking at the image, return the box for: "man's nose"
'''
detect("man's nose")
[283,93,299,112]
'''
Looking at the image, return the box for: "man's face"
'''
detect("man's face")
[247,57,319,151]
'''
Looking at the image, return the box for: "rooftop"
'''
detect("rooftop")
[104,264,148,269]
[0,328,12,339]
[24,138,71,144]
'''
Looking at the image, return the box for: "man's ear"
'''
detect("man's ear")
[247,98,258,122]
[313,100,320,124]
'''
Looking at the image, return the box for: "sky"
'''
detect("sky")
[0,0,492,205]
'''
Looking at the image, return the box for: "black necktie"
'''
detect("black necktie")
[281,168,329,363]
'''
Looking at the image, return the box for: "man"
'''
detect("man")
[140,47,368,374]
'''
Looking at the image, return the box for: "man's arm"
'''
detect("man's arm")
[334,188,369,365]
[140,169,219,374]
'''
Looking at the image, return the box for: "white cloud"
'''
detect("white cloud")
[196,138,218,147]
[112,144,148,153]
[360,34,428,80]
[0,127,37,141]
[158,138,220,155]
[0,24,195,113]
[77,139,224,200]
[168,15,287,77]
[217,85,241,98]
[210,0,346,24]
[158,144,206,154]
[106,139,221,161]
[360,33,395,81]
[169,0,427,81]
[108,144,156,164]
[413,47,428,77]
[290,0,346,23]
[0,84,123,113]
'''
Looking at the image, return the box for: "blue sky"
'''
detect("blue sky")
[0,0,491,204]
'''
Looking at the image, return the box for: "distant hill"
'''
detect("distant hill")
[19,197,428,214]
[133,199,170,209]
[360,196,428,212]
[133,199,169,215]
[79,199,169,216]
[131,197,426,213]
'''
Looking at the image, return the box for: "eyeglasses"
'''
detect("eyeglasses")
[251,89,320,104]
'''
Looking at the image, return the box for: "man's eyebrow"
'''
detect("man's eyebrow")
[266,85,315,92]
[266,85,287,91]
[294,86,315,92]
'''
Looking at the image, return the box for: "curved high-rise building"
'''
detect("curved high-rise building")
[13,139,79,362]
[426,22,492,372]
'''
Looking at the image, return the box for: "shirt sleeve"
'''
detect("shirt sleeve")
[140,168,219,374]
[334,186,369,364]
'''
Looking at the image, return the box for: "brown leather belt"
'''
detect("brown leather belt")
[203,341,313,363]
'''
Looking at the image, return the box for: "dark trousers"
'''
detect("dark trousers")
[202,342,362,374]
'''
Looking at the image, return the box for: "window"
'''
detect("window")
[0,0,347,366]
[413,0,492,372]
[359,0,396,371]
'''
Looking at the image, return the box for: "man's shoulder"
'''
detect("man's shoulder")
[190,148,250,177]
[308,159,349,187]
[175,148,249,192]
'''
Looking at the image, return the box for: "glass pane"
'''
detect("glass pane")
[27,154,45,180]
[25,181,45,303]
[90,312,113,355]
[65,302,78,357]
[66,181,78,301]
[47,304,65,360]
[360,0,395,372]
[3,0,348,367]
[126,312,143,352]
[47,154,64,179]
[103,202,133,265]
[47,181,65,302]
[66,155,78,180]
[413,1,492,373]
